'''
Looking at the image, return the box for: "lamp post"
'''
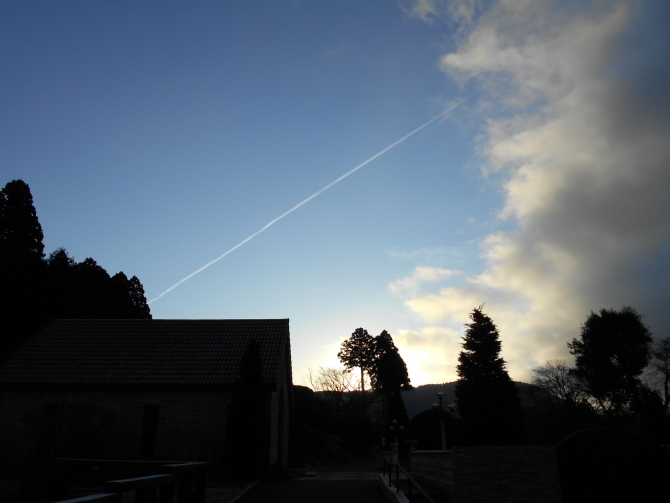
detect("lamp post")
[433,392,447,450]
[388,419,403,464]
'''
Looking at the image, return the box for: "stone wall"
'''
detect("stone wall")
[410,446,562,503]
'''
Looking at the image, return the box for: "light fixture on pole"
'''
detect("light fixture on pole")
[436,392,447,450]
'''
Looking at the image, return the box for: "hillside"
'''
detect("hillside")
[402,382,535,419]
[402,383,457,419]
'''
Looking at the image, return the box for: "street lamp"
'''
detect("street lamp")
[388,419,403,464]
[433,392,447,450]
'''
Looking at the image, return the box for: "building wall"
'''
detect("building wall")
[267,345,291,468]
[0,387,232,473]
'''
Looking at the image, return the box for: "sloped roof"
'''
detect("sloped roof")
[0,319,291,385]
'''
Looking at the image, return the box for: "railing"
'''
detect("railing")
[51,459,208,503]
[52,496,120,503]
[382,456,436,503]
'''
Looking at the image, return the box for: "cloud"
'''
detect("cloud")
[400,0,670,382]
[385,245,464,262]
[405,0,482,25]
[388,266,462,296]
[395,326,463,384]
[407,0,439,22]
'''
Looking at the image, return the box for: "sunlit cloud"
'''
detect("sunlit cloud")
[400,0,670,382]
[395,326,463,384]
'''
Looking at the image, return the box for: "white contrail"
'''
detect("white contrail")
[149,92,479,304]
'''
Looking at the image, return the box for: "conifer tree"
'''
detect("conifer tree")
[368,330,412,428]
[338,328,375,391]
[0,179,152,362]
[0,179,45,259]
[455,306,524,445]
[0,180,47,360]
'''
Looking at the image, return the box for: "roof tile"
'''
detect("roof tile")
[0,319,290,385]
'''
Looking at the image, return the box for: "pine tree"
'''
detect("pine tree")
[0,179,45,259]
[338,328,375,391]
[0,180,47,361]
[0,179,152,362]
[110,272,152,319]
[369,330,412,428]
[455,306,524,445]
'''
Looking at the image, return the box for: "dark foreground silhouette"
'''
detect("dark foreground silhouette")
[235,477,386,503]
[556,428,669,503]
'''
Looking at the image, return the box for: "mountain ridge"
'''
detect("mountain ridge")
[403,381,535,419]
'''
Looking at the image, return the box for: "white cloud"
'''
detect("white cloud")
[407,0,439,22]
[388,266,462,296]
[385,245,463,262]
[399,0,670,382]
[395,326,463,384]
[405,0,482,25]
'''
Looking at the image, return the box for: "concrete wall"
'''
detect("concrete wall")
[410,446,562,503]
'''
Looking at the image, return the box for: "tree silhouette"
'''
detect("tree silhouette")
[370,330,412,393]
[455,306,524,445]
[306,366,378,447]
[568,306,652,416]
[527,360,597,443]
[44,248,151,320]
[338,328,375,391]
[371,330,412,427]
[529,360,590,413]
[0,179,152,361]
[0,180,47,360]
[111,272,152,319]
[0,179,44,259]
[223,339,269,478]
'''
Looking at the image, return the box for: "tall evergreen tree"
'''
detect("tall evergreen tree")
[0,179,44,259]
[1,179,152,362]
[455,306,524,445]
[110,272,152,319]
[370,330,412,427]
[338,328,375,391]
[223,339,270,478]
[0,180,47,361]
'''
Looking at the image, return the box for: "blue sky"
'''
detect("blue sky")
[2,1,669,386]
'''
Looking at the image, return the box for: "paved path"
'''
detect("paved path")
[233,472,387,503]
